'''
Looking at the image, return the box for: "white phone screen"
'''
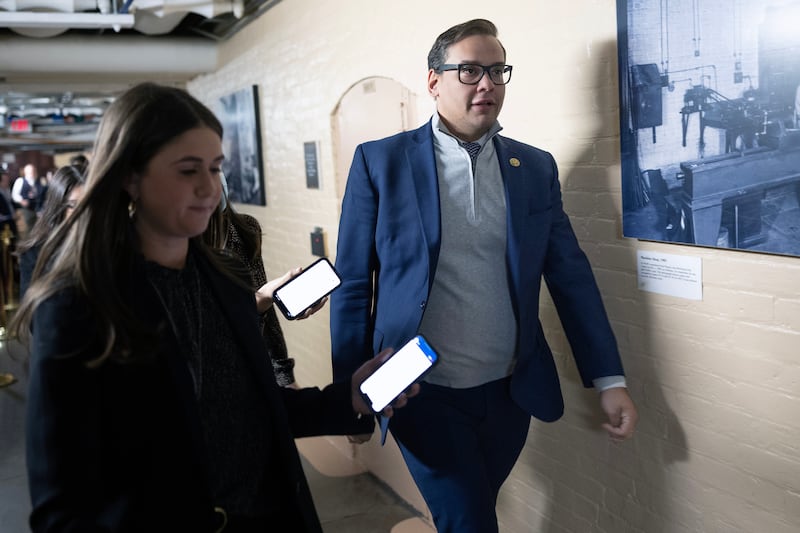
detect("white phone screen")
[273,258,340,319]
[359,335,438,412]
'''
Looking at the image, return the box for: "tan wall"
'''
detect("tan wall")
[187,1,800,531]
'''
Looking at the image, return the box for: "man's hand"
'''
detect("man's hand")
[599,387,638,442]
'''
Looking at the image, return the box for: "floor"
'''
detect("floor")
[0,338,432,533]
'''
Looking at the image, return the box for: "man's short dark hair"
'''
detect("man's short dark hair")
[427,19,505,71]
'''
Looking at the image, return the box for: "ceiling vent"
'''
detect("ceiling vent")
[0,0,259,39]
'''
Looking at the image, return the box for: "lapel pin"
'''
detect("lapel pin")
[509,158,521,167]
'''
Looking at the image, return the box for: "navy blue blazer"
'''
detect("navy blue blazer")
[26,250,371,532]
[331,120,624,423]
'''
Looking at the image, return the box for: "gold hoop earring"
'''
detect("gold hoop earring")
[128,199,137,220]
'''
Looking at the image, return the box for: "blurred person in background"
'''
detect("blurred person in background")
[16,165,86,299]
[0,169,17,239]
[69,154,90,177]
[11,163,45,237]
[204,181,299,387]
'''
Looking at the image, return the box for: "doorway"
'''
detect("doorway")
[332,76,416,209]
[329,77,431,524]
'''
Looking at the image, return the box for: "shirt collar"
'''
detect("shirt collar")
[431,113,503,149]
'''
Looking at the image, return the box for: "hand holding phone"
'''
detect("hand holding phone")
[272,258,341,320]
[358,335,438,413]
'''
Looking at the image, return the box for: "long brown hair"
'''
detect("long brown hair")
[16,165,85,256]
[204,192,262,265]
[203,189,264,289]
[9,83,225,366]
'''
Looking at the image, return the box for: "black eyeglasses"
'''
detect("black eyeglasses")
[437,63,513,85]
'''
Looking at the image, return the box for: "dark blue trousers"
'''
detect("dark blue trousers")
[389,377,531,532]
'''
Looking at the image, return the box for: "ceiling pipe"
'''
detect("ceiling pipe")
[0,35,218,78]
[0,0,126,37]
[0,0,98,10]
[0,1,243,37]
[0,11,134,29]
[133,0,244,19]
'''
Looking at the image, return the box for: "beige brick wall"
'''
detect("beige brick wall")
[188,0,800,531]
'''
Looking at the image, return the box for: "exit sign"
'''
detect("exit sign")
[10,118,32,133]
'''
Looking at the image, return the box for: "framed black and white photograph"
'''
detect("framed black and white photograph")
[617,0,800,257]
[217,85,265,206]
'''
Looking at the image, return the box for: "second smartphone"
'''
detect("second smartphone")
[359,334,439,413]
[272,257,341,320]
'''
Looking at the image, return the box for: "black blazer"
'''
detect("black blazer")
[26,250,372,532]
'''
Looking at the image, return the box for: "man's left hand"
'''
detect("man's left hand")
[599,387,638,442]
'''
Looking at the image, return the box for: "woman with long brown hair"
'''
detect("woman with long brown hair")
[10,82,414,533]
[16,164,85,298]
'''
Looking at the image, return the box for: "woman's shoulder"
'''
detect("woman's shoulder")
[34,285,91,324]
[30,285,98,357]
[225,211,262,237]
[238,213,262,232]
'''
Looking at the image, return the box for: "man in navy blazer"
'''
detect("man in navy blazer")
[331,19,638,532]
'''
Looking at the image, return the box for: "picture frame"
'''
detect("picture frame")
[216,85,266,206]
[617,0,800,257]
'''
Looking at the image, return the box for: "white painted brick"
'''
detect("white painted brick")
[775,298,800,330]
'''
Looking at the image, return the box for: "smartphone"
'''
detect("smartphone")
[359,334,439,413]
[272,257,341,320]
